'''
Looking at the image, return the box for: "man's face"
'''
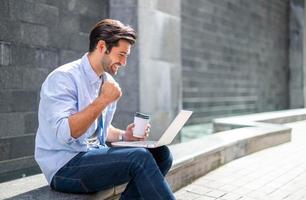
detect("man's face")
[101,40,131,76]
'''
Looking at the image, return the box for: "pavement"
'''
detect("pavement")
[174,120,306,200]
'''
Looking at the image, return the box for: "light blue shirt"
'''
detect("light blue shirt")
[35,53,117,184]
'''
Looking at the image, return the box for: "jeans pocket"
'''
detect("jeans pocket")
[53,176,89,194]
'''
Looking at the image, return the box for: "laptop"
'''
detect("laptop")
[111,110,193,148]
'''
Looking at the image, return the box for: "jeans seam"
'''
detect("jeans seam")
[79,179,90,192]
[54,175,90,193]
[126,152,164,200]
[62,160,131,169]
[136,163,164,199]
[53,176,57,190]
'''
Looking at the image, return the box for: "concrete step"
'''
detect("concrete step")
[1,109,303,199]
[213,108,306,132]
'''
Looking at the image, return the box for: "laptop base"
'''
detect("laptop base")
[111,141,160,148]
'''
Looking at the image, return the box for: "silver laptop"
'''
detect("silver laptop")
[111,110,193,148]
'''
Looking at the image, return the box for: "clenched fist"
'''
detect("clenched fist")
[99,81,122,104]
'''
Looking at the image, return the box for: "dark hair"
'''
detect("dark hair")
[89,19,137,52]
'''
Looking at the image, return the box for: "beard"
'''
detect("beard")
[101,55,121,76]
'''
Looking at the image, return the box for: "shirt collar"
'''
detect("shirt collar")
[81,53,102,85]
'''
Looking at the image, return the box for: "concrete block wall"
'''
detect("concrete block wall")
[108,0,140,130]
[0,0,108,182]
[0,0,182,182]
[111,0,182,140]
[289,0,304,108]
[137,0,182,140]
[304,0,306,103]
[182,0,291,124]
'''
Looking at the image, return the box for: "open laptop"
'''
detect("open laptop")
[111,110,193,148]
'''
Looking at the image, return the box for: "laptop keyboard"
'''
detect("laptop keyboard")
[131,141,157,145]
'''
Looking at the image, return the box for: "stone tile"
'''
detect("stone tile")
[0,134,35,161]
[175,190,201,200]
[0,141,10,161]
[0,112,25,137]
[11,90,38,112]
[175,121,306,200]
[231,187,253,195]
[195,195,217,200]
[24,112,38,134]
[242,180,267,190]
[185,185,211,195]
[0,19,22,42]
[59,50,82,65]
[0,156,37,174]
[205,189,226,198]
[20,23,49,46]
[195,179,226,189]
[11,44,36,67]
[22,68,50,89]
[0,42,11,66]
[255,186,277,195]
[36,48,59,69]
[238,197,256,200]
[219,193,243,200]
[218,184,238,193]
[0,67,23,89]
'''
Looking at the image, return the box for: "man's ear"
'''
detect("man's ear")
[97,40,107,54]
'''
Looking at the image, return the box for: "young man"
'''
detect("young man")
[35,19,175,200]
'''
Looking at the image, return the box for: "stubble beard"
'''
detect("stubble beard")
[101,56,112,75]
[102,60,121,76]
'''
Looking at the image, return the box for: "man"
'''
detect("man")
[35,19,175,200]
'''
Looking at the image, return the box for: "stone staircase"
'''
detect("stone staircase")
[2,109,306,200]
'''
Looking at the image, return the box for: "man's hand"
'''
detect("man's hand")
[123,123,151,141]
[99,81,122,104]
[69,81,121,139]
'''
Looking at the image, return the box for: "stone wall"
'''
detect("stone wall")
[108,0,140,130]
[182,0,291,124]
[289,0,304,108]
[137,0,182,140]
[109,0,182,141]
[304,0,306,103]
[0,0,108,181]
[0,0,181,181]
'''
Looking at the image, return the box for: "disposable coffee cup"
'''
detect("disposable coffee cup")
[133,112,150,138]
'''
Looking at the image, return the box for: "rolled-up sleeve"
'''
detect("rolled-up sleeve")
[40,71,78,144]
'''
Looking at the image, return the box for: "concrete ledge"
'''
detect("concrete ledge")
[213,108,306,132]
[0,174,126,200]
[166,125,291,191]
[2,109,304,199]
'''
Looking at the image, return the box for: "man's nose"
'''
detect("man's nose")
[120,57,127,66]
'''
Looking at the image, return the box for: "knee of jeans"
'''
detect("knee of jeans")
[167,151,173,168]
[161,146,173,168]
[128,148,154,164]
[156,146,173,164]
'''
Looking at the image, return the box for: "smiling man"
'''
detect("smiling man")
[34,19,175,200]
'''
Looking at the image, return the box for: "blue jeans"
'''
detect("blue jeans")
[50,146,175,200]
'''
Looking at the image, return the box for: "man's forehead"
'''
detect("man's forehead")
[119,49,130,55]
[114,47,130,54]
[115,41,131,54]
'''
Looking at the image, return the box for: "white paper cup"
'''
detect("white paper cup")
[133,112,150,138]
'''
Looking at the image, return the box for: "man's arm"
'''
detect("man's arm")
[106,125,125,142]
[69,81,122,139]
